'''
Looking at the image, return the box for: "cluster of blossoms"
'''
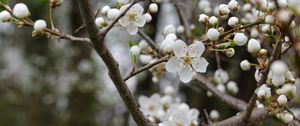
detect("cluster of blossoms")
[254,61,297,123]
[95,0,159,35]
[208,69,239,95]
[138,86,200,126]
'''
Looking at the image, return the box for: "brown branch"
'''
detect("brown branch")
[195,75,247,111]
[124,56,168,81]
[137,29,162,54]
[243,34,283,123]
[209,108,268,126]
[75,0,155,126]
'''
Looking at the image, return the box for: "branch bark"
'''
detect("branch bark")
[75,0,155,126]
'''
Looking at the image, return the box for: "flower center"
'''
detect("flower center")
[128,12,137,22]
[148,105,155,111]
[183,56,192,65]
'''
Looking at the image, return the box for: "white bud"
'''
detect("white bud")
[218,4,230,15]
[265,15,275,24]
[228,0,239,11]
[165,33,177,41]
[271,61,287,75]
[199,14,209,24]
[0,11,12,22]
[179,103,190,112]
[254,0,267,10]
[278,0,288,8]
[257,89,266,99]
[207,28,220,41]
[277,95,288,105]
[152,76,159,83]
[107,9,120,20]
[13,3,30,18]
[242,4,252,12]
[190,24,196,30]
[101,5,111,15]
[216,84,226,93]
[164,86,175,95]
[144,13,152,22]
[95,17,105,28]
[149,3,158,13]
[234,33,248,46]
[138,40,149,49]
[130,45,141,55]
[210,110,220,120]
[228,17,239,27]
[290,21,296,28]
[214,69,229,84]
[277,10,293,25]
[161,38,174,52]
[34,20,47,32]
[163,25,176,35]
[283,113,293,123]
[118,0,129,4]
[209,16,218,25]
[240,60,251,71]
[176,25,185,33]
[247,39,261,54]
[225,48,235,57]
[226,81,238,94]
[139,55,152,64]
[255,69,262,82]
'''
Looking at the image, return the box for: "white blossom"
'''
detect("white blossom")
[165,40,208,83]
[165,33,177,41]
[95,17,105,28]
[271,61,287,75]
[228,17,239,27]
[199,14,209,24]
[207,28,220,41]
[234,33,248,46]
[265,15,275,24]
[130,45,141,55]
[107,8,120,20]
[176,25,185,33]
[242,4,252,12]
[144,13,152,22]
[214,69,229,84]
[164,86,175,95]
[163,25,176,35]
[240,60,251,71]
[209,16,218,25]
[161,38,175,52]
[33,20,47,32]
[0,11,12,22]
[119,4,146,35]
[283,113,293,123]
[256,84,271,99]
[277,95,288,105]
[138,40,149,49]
[247,39,261,54]
[149,3,158,13]
[278,0,288,8]
[216,84,226,93]
[138,93,163,117]
[139,55,153,64]
[13,3,30,18]
[101,5,111,15]
[227,81,238,94]
[210,110,220,120]
[228,0,239,11]
[218,4,230,15]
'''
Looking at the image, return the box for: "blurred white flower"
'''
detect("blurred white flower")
[0,10,12,22]
[214,69,229,84]
[138,93,163,117]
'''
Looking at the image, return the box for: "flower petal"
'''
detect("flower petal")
[119,16,129,26]
[165,57,182,73]
[172,39,187,57]
[135,15,146,27]
[132,4,144,14]
[178,66,194,83]
[188,41,205,57]
[191,57,209,73]
[127,25,138,35]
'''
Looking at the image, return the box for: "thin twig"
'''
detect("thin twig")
[138,29,162,54]
[124,56,168,81]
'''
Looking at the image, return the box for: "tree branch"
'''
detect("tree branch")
[195,75,247,111]
[75,0,155,126]
[124,56,168,81]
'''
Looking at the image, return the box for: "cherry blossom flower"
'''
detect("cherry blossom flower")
[119,4,146,35]
[166,40,209,83]
[138,93,163,117]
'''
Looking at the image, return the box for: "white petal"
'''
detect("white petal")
[135,15,146,27]
[138,96,148,105]
[119,16,130,26]
[188,41,205,57]
[172,39,187,57]
[165,57,182,73]
[178,66,194,83]
[272,74,285,87]
[127,25,138,35]
[132,4,144,14]
[191,57,209,73]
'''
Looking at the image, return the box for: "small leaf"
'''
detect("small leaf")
[128,41,137,47]
[116,2,122,9]
[130,52,137,64]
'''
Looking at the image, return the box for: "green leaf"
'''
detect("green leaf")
[0,0,8,11]
[128,41,137,47]
[116,2,122,9]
